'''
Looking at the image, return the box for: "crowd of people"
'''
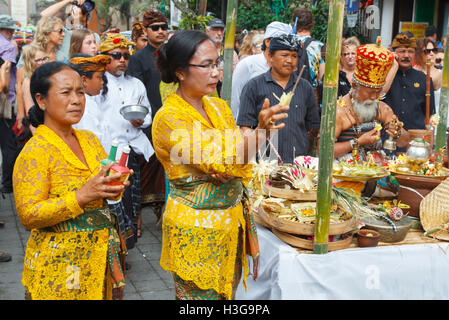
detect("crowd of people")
[0,0,446,300]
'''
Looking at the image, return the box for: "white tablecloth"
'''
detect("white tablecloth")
[235,225,449,300]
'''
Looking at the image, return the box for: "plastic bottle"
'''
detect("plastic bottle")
[101,138,119,168]
[108,145,132,186]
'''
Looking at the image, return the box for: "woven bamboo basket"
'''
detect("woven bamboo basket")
[271,229,354,251]
[257,205,358,236]
[262,184,317,201]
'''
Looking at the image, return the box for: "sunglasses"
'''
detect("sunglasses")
[52,28,65,34]
[147,24,168,32]
[35,56,50,64]
[107,52,130,60]
[424,48,438,54]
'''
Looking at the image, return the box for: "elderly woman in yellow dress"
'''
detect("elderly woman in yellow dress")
[13,61,131,300]
[153,30,289,300]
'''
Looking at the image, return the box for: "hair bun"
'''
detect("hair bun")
[156,43,177,84]
[28,104,44,128]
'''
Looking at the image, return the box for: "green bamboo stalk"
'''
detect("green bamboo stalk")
[435,24,449,154]
[220,0,237,105]
[313,0,345,254]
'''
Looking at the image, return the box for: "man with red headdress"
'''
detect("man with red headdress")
[333,42,410,160]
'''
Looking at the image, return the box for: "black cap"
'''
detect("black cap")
[207,18,225,28]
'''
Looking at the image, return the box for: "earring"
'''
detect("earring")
[41,105,46,111]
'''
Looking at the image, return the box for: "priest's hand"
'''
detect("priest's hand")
[358,128,380,146]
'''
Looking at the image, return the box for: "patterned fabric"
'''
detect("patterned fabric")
[12,125,125,300]
[152,93,256,299]
[169,176,243,209]
[296,35,324,88]
[100,33,135,53]
[353,44,394,89]
[69,54,111,73]
[173,229,243,300]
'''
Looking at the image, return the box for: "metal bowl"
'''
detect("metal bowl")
[119,104,149,121]
[361,215,413,243]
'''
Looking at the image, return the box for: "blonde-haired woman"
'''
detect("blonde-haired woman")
[32,16,65,62]
[20,44,50,134]
[238,31,256,60]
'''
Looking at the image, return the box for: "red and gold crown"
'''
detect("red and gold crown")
[353,40,394,89]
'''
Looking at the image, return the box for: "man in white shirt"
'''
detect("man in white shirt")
[230,21,292,118]
[98,33,153,251]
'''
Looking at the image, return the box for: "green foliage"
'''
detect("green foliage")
[236,2,293,31]
[310,0,328,43]
[179,13,213,30]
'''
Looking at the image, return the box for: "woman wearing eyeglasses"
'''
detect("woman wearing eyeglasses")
[153,30,288,300]
[318,36,360,106]
[20,44,50,136]
[414,37,442,91]
[32,16,66,62]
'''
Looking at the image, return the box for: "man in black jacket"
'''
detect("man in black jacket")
[127,10,168,122]
[126,10,169,228]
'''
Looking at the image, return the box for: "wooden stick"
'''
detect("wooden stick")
[426,59,431,126]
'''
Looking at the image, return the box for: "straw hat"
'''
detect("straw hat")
[420,178,449,241]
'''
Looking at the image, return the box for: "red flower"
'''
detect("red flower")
[113,38,120,44]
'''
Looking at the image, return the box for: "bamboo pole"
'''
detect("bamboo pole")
[435,26,449,153]
[220,0,237,105]
[313,0,345,254]
[425,59,431,126]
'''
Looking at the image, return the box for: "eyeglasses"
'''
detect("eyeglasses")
[188,58,222,73]
[52,28,65,34]
[107,52,130,60]
[147,24,168,32]
[35,56,50,64]
[424,48,438,54]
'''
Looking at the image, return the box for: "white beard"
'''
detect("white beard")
[351,98,379,122]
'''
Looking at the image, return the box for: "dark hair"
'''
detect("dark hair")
[415,37,436,67]
[425,25,438,38]
[156,30,211,84]
[28,61,75,127]
[292,7,314,31]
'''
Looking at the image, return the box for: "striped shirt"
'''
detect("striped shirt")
[237,69,320,163]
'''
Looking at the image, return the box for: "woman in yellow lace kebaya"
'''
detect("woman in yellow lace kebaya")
[153,30,289,299]
[12,62,131,300]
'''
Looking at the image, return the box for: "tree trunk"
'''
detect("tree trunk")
[198,0,207,15]
[220,0,237,105]
[435,24,449,155]
[313,0,345,254]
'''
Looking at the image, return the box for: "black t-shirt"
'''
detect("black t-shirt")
[237,70,320,164]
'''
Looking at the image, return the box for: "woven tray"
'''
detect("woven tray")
[272,229,354,251]
[262,184,317,201]
[257,206,359,236]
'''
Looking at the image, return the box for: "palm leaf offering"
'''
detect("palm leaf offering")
[333,154,388,178]
[272,65,306,107]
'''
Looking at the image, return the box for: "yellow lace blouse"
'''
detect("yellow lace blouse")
[152,93,253,299]
[13,125,113,300]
